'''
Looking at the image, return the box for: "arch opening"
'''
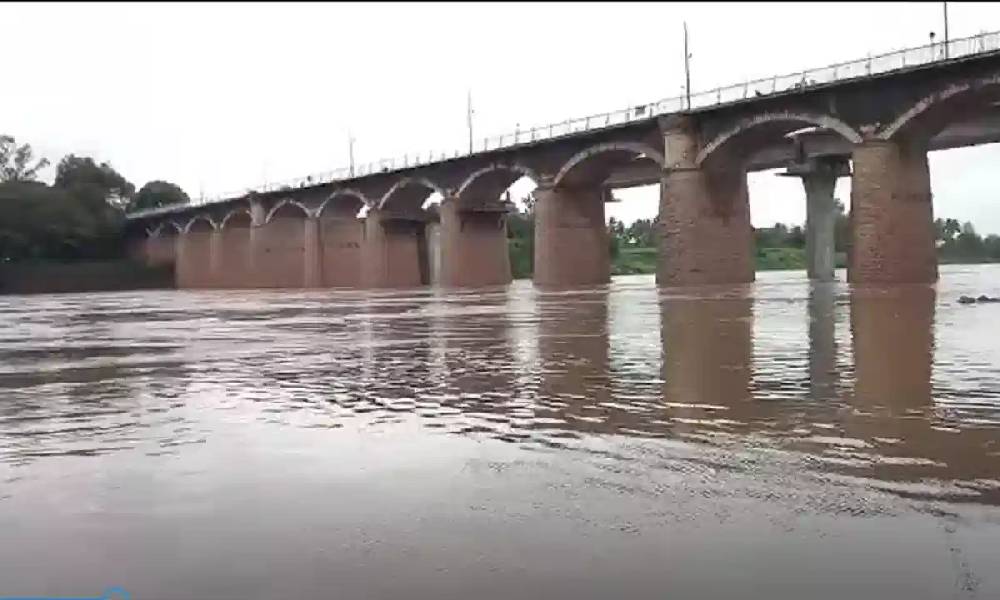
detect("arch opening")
[456,164,540,207]
[697,113,861,171]
[880,76,1000,145]
[683,114,861,283]
[266,200,310,223]
[221,209,252,229]
[151,221,182,238]
[378,177,445,212]
[553,142,664,190]
[185,216,216,234]
[318,189,369,220]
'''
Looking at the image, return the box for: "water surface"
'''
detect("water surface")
[2,266,1000,599]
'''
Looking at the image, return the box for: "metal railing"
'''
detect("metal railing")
[129,28,1000,220]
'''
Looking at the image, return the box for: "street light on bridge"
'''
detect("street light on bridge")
[683,21,692,110]
[943,1,950,59]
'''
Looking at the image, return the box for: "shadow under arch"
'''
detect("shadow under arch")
[552,141,664,190]
[456,163,541,207]
[696,111,861,170]
[265,199,312,224]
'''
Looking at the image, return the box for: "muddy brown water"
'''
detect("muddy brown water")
[2,266,1000,599]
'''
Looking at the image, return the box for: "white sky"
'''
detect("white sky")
[4,2,1000,232]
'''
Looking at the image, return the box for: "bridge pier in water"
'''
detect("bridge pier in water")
[439,198,512,288]
[849,139,937,284]
[253,204,308,288]
[219,211,253,288]
[361,209,430,289]
[144,229,178,269]
[780,156,851,281]
[533,185,610,287]
[176,219,217,289]
[658,118,754,286]
[318,204,364,288]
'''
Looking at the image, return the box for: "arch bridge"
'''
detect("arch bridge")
[128,31,1000,288]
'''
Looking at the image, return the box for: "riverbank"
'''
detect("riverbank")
[0,260,174,295]
[613,246,833,275]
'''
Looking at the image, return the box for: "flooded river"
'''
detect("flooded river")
[2,266,1000,599]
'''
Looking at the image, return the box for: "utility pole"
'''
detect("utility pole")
[348,132,356,177]
[467,89,474,153]
[683,22,692,110]
[943,1,950,59]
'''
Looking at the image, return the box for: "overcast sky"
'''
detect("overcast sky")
[4,2,1000,232]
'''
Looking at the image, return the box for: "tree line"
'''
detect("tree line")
[506,195,1000,278]
[0,134,190,262]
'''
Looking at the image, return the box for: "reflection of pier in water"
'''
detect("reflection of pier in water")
[335,283,1000,503]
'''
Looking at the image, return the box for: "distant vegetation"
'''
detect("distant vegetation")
[4,134,998,276]
[0,134,189,263]
[507,196,1000,279]
[934,217,1000,263]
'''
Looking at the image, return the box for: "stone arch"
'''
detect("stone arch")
[878,74,1000,143]
[696,111,862,168]
[552,141,665,189]
[265,199,311,223]
[456,163,541,205]
[316,188,369,219]
[150,221,182,237]
[220,207,253,229]
[377,177,447,211]
[183,216,217,233]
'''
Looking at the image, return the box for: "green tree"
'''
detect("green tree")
[935,217,962,243]
[954,221,985,258]
[54,155,135,212]
[0,135,50,183]
[128,180,190,213]
[833,199,850,253]
[520,193,536,215]
[625,218,656,247]
[0,146,138,262]
[507,203,535,279]
[787,225,806,248]
[984,235,1000,260]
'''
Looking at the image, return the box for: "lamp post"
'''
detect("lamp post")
[943,1,950,59]
[348,132,356,177]
[683,22,692,110]
[467,89,474,154]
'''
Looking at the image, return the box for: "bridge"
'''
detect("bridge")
[126,30,1000,289]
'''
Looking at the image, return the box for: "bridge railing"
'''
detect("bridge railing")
[128,28,1000,220]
